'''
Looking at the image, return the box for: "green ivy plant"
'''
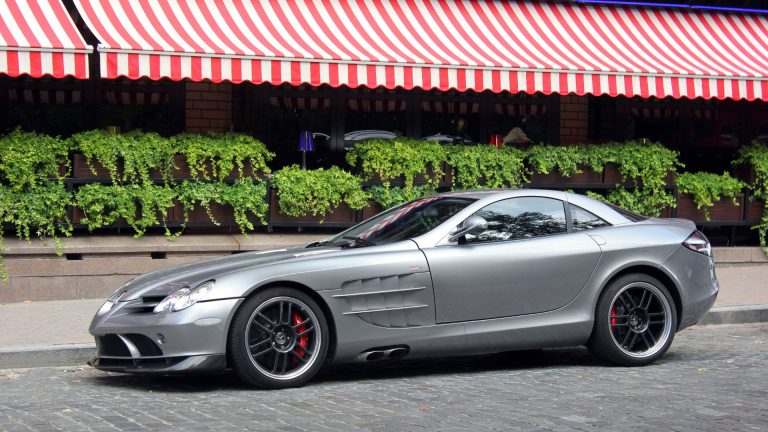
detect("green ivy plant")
[676,172,746,220]
[174,132,275,180]
[175,179,268,233]
[734,142,768,251]
[69,130,125,184]
[0,129,71,190]
[447,145,527,190]
[526,144,583,177]
[367,185,437,209]
[75,183,176,238]
[346,138,446,188]
[272,165,368,218]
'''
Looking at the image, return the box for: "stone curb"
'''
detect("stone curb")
[1,306,766,369]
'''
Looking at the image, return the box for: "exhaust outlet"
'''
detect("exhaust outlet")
[357,346,409,362]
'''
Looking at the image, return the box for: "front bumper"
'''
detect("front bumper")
[89,297,242,374]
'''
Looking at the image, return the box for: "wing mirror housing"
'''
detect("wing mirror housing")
[448,215,488,242]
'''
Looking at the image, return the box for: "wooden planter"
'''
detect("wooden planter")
[747,199,765,222]
[529,165,602,185]
[72,206,175,227]
[268,190,357,225]
[676,193,744,221]
[72,154,115,179]
[602,164,675,186]
[167,155,260,180]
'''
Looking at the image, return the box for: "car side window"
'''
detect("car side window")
[465,197,567,243]
[570,204,610,231]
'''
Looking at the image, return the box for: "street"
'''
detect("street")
[1,323,766,432]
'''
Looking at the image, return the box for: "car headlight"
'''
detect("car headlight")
[96,290,126,316]
[153,280,215,313]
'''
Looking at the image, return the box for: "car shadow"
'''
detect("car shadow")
[85,347,614,392]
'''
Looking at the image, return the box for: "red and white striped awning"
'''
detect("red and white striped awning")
[0,0,91,79]
[74,0,768,100]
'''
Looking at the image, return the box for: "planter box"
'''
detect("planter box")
[602,164,675,186]
[151,155,262,180]
[747,199,764,222]
[73,154,114,179]
[268,190,357,224]
[676,193,744,221]
[529,165,602,185]
[734,164,757,185]
[72,206,175,227]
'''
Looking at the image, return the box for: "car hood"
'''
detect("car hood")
[116,245,343,300]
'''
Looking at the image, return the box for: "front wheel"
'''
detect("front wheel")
[588,274,677,366]
[228,287,329,388]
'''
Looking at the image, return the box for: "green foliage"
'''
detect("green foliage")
[176,179,268,233]
[526,144,583,177]
[74,183,175,238]
[676,172,746,220]
[174,132,274,180]
[0,129,71,190]
[734,142,768,251]
[272,166,368,218]
[346,138,446,188]
[447,145,527,190]
[69,130,124,184]
[367,185,437,209]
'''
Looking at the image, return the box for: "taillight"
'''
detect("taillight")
[682,230,711,256]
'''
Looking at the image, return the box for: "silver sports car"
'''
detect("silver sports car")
[89,189,718,388]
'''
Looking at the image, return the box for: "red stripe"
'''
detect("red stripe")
[231,58,242,83]
[157,1,206,53]
[271,61,281,85]
[407,0,464,65]
[686,78,696,98]
[51,52,64,77]
[195,0,242,55]
[128,54,140,78]
[335,0,392,63]
[559,73,568,94]
[610,8,680,74]
[687,11,748,76]
[671,10,736,76]
[211,57,222,82]
[607,75,617,96]
[75,53,87,78]
[734,14,768,73]
[655,76,664,98]
[591,75,601,96]
[28,0,63,49]
[310,62,321,86]
[403,66,413,89]
[540,72,551,95]
[562,5,623,73]
[456,69,466,92]
[170,56,182,80]
[367,65,377,88]
[190,56,202,81]
[49,0,88,49]
[5,1,41,49]
[671,77,681,99]
[177,1,226,54]
[348,64,358,88]
[149,55,160,80]
[118,0,162,51]
[575,73,585,95]
[100,0,144,50]
[473,70,483,92]
[531,2,600,71]
[328,63,339,87]
[434,0,494,66]
[304,1,355,61]
[291,62,301,85]
[624,75,634,97]
[107,52,118,78]
[508,71,518,94]
[270,0,323,59]
[718,14,768,75]
[439,68,449,90]
[6,52,19,76]
[490,2,554,69]
[716,79,726,99]
[761,82,768,101]
[491,70,501,92]
[731,80,740,100]
[321,0,378,61]
[359,1,413,63]
[746,80,755,101]
[385,65,395,88]
[137,0,185,52]
[230,0,281,56]
[422,68,432,90]
[701,78,711,99]
[251,59,261,83]
[639,76,649,98]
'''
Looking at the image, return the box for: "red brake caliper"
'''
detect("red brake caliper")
[610,307,617,333]
[293,312,308,357]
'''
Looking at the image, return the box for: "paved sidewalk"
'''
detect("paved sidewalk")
[0,263,765,369]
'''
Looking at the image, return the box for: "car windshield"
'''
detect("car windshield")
[313,196,476,247]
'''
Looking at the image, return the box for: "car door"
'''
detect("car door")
[421,196,602,323]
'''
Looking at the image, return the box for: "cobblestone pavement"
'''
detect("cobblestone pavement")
[1,323,766,432]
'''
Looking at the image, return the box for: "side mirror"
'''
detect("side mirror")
[448,215,488,242]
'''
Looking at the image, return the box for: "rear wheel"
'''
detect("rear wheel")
[228,287,328,388]
[588,273,677,366]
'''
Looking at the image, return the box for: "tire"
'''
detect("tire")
[588,273,677,366]
[228,287,329,388]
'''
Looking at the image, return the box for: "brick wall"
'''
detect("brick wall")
[560,94,589,144]
[185,81,232,133]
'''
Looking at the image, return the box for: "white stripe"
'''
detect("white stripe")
[733,16,768,76]
[755,81,763,100]
[344,0,396,62]
[430,0,494,66]
[129,3,174,52]
[16,52,29,74]
[517,71,527,93]
[534,72,544,93]
[407,1,463,65]
[220,57,231,81]
[567,73,577,92]
[540,4,606,72]
[221,0,271,56]
[663,77,673,96]
[640,10,708,75]
[513,3,577,70]
[646,75,656,96]
[738,79,748,98]
[281,61,292,83]
[447,68,458,89]
[632,75,641,96]
[709,78,718,98]
[16,1,52,48]
[267,1,332,60]
[599,74,610,95]
[465,2,527,68]
[138,54,150,77]
[300,62,311,84]
[261,60,272,82]
[180,56,192,78]
[693,12,753,77]
[376,65,385,86]
[188,0,236,55]
[110,2,154,51]
[313,0,370,61]
[380,1,435,64]
[199,57,210,78]
[85,1,132,50]
[365,1,422,63]
[498,70,509,92]
[159,55,172,77]
[240,1,294,59]
[294,0,352,61]
[0,52,7,74]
